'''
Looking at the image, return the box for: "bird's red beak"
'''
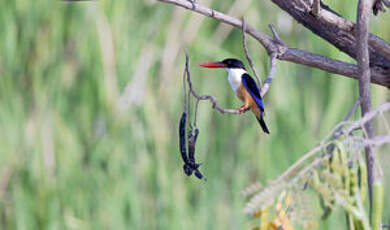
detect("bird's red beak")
[198,62,227,68]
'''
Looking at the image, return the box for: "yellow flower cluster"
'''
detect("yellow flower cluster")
[251,190,318,230]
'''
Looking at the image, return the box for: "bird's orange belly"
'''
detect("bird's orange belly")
[236,85,256,107]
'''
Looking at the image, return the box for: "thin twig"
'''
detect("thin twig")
[268,24,284,46]
[194,99,200,127]
[184,53,241,114]
[261,53,277,97]
[332,99,361,138]
[259,25,281,97]
[356,0,377,218]
[242,21,279,97]
[242,18,262,87]
[325,99,361,156]
[346,101,390,133]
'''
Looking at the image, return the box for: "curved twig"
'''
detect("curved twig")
[261,52,277,97]
[242,18,262,88]
[184,53,241,114]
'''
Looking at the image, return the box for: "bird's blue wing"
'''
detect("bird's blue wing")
[242,73,264,112]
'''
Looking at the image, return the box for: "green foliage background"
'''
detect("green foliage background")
[0,0,389,229]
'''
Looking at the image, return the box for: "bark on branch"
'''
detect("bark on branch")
[156,0,390,87]
[271,0,390,72]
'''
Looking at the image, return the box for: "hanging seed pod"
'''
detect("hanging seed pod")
[178,112,206,180]
[179,112,190,164]
[188,128,200,167]
[194,169,205,180]
[179,112,194,176]
[189,127,206,180]
[183,164,193,176]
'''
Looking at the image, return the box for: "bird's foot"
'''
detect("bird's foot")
[237,105,249,113]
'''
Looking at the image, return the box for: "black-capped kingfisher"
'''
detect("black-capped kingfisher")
[199,58,270,134]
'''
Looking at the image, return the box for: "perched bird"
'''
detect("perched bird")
[199,58,269,134]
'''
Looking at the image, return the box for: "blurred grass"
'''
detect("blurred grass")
[0,0,389,229]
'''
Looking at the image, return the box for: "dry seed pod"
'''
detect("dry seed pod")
[179,112,193,176]
[179,112,189,164]
[194,169,205,180]
[178,112,205,180]
[188,128,200,167]
[188,127,205,180]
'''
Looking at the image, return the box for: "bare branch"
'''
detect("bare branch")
[260,25,281,97]
[356,0,376,219]
[261,53,277,97]
[313,4,390,61]
[184,53,241,114]
[242,18,262,87]
[270,0,390,72]
[311,0,390,61]
[156,0,390,87]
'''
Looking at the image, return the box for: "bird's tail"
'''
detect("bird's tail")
[252,107,269,134]
[256,116,270,134]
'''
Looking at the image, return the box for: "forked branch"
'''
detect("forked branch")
[156,0,390,87]
[242,20,278,97]
[184,53,240,114]
[242,18,262,87]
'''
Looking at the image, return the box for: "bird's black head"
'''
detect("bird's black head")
[222,58,246,70]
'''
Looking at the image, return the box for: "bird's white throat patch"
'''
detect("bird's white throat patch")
[226,68,246,93]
